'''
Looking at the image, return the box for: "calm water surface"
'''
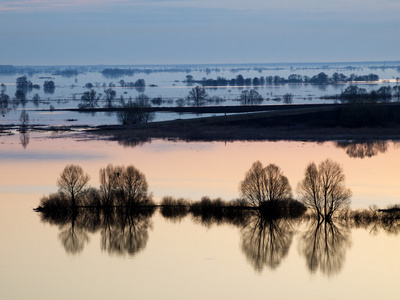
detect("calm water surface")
[2,62,400,126]
[1,133,400,299]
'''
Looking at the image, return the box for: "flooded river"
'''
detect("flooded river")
[1,133,399,299]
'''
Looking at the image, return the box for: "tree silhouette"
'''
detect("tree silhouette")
[103,88,116,108]
[187,86,208,106]
[0,92,9,113]
[57,164,90,207]
[99,164,123,206]
[297,159,351,219]
[117,94,155,125]
[19,109,29,129]
[79,89,101,108]
[120,165,150,207]
[99,164,151,207]
[239,161,292,208]
[239,89,263,105]
[283,93,293,104]
[16,75,32,93]
[15,90,26,105]
[43,80,55,94]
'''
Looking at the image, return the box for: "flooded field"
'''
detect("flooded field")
[1,133,400,299]
[1,62,400,126]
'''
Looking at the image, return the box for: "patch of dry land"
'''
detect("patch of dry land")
[90,104,400,143]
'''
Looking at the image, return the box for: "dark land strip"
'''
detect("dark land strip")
[89,103,400,143]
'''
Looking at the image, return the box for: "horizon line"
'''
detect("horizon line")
[2,60,400,68]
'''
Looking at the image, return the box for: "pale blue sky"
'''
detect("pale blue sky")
[1,0,399,65]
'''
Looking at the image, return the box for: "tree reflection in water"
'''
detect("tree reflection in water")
[58,213,89,255]
[298,218,351,276]
[240,211,295,272]
[19,131,29,149]
[39,207,155,256]
[101,208,153,256]
[335,141,388,158]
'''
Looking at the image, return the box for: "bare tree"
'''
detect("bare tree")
[121,165,150,206]
[19,109,29,128]
[57,164,90,207]
[32,93,40,107]
[240,89,263,105]
[239,161,292,207]
[117,94,155,125]
[79,89,101,108]
[104,88,116,108]
[187,86,208,106]
[283,93,293,104]
[297,159,351,219]
[99,164,124,206]
[99,164,150,207]
[0,92,9,106]
[393,85,400,101]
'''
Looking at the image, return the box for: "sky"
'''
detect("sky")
[1,0,399,65]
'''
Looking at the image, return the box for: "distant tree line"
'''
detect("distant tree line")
[101,67,194,78]
[52,69,79,77]
[118,79,146,88]
[338,85,399,102]
[0,65,85,76]
[186,72,380,87]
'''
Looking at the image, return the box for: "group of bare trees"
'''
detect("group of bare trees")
[47,164,152,209]
[239,159,351,219]
[44,158,351,220]
[117,94,155,125]
[98,164,150,207]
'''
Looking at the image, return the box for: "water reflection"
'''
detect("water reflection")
[101,209,153,256]
[19,131,30,149]
[39,207,155,256]
[240,211,294,271]
[36,204,400,275]
[335,141,388,158]
[298,219,351,276]
[58,211,89,255]
[350,209,400,236]
[117,138,150,148]
[189,198,251,228]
